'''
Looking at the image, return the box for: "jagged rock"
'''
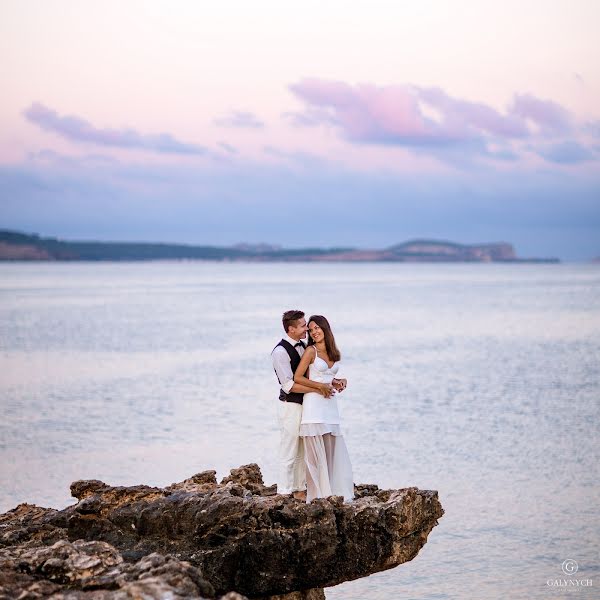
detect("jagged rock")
[0,464,444,598]
[167,471,219,494]
[0,538,221,599]
[219,463,278,497]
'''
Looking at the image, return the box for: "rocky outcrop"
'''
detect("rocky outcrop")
[0,464,444,599]
[0,241,53,260]
[387,239,517,261]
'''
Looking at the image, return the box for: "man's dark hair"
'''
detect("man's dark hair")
[282,309,305,333]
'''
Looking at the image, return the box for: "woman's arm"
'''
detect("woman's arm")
[294,346,334,397]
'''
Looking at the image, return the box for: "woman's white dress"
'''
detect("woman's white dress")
[299,348,354,502]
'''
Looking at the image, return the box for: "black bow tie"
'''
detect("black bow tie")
[294,341,306,349]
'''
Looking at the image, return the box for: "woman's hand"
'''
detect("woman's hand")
[318,383,335,398]
[332,378,347,392]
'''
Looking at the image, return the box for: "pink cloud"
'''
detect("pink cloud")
[288,79,533,147]
[415,86,528,138]
[214,110,264,129]
[289,79,440,144]
[24,103,206,155]
[287,79,591,163]
[510,94,574,135]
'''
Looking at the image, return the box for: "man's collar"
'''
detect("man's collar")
[284,334,304,346]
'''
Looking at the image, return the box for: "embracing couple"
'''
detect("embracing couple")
[272,309,354,503]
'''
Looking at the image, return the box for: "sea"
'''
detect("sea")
[0,261,598,599]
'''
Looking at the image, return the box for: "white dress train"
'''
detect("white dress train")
[299,348,354,502]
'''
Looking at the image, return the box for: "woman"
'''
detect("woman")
[294,315,354,502]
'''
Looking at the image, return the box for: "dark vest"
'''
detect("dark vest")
[273,339,304,404]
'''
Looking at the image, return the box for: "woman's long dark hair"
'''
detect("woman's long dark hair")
[307,315,341,362]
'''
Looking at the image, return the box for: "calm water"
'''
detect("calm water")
[1,262,599,599]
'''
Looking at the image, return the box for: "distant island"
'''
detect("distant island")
[0,229,560,263]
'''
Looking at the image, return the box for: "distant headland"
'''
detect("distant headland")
[0,229,560,263]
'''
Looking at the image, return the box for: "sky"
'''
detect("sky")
[1,0,599,259]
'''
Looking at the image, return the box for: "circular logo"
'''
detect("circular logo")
[562,559,578,575]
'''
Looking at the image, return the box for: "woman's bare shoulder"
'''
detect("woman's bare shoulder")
[306,345,317,359]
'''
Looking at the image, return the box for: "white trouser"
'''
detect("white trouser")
[277,400,306,494]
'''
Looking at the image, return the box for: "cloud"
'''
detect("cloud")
[214,110,264,129]
[584,120,600,138]
[262,145,326,167]
[509,93,574,135]
[288,79,530,146]
[23,102,207,155]
[218,142,238,154]
[282,109,331,127]
[535,141,596,164]
[27,149,121,168]
[416,86,530,139]
[288,80,436,144]
[287,79,594,164]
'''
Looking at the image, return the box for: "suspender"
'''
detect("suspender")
[272,339,304,404]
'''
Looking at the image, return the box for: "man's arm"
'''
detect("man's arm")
[272,346,333,397]
[290,381,324,394]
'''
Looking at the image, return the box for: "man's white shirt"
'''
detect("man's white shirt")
[272,334,305,394]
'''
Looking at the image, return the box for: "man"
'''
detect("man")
[272,309,343,500]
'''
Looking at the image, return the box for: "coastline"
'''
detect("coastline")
[0,230,561,263]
